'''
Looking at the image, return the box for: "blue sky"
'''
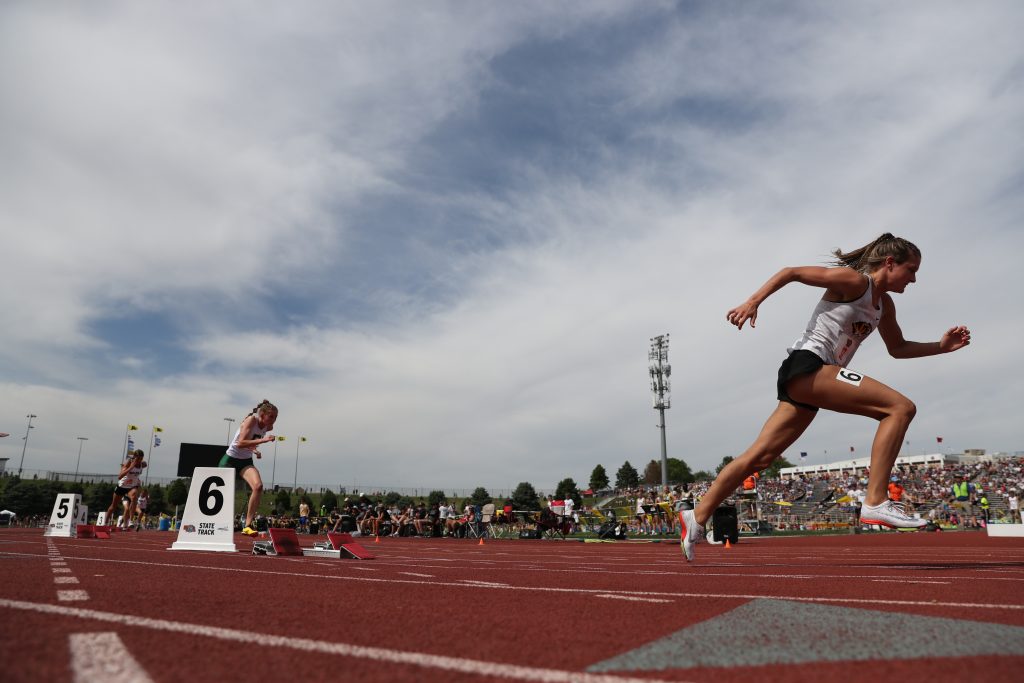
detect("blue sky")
[1,1,1022,492]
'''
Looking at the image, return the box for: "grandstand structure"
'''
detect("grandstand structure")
[779,449,1017,479]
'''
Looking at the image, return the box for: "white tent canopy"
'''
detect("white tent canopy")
[0,510,16,516]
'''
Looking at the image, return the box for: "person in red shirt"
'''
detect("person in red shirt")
[887,476,905,502]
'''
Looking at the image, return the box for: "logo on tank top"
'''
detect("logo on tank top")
[851,321,873,338]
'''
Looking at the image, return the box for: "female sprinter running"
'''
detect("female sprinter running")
[220,400,277,536]
[679,233,971,561]
[106,449,146,530]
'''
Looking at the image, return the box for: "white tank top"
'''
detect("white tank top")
[225,416,266,460]
[118,464,143,489]
[788,275,881,366]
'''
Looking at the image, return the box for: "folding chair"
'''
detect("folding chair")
[466,505,484,538]
[479,503,496,538]
[536,508,565,540]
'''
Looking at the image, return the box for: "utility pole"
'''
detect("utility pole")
[17,414,37,477]
[648,335,672,488]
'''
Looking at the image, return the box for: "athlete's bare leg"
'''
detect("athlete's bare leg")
[788,365,915,507]
[240,467,264,528]
[122,490,139,529]
[694,402,816,526]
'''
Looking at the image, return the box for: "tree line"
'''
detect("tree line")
[1,452,793,519]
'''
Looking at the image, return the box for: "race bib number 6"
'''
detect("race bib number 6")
[836,368,864,387]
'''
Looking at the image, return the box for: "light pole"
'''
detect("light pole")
[648,335,671,488]
[17,414,37,477]
[223,417,235,447]
[293,437,307,491]
[272,436,284,492]
[74,437,88,480]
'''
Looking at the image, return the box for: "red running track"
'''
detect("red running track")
[2,528,1023,682]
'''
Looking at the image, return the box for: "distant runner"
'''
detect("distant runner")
[107,449,146,530]
[220,400,278,537]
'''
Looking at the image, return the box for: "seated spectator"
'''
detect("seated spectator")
[412,503,430,536]
[446,504,473,538]
[427,503,441,536]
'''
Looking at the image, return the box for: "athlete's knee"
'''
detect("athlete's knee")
[889,397,917,422]
[251,481,264,495]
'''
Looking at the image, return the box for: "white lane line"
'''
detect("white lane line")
[7,551,1023,612]
[69,632,154,683]
[54,577,80,585]
[400,572,435,578]
[52,567,72,574]
[596,594,673,604]
[57,590,90,602]
[460,580,509,587]
[5,599,683,683]
[871,579,951,585]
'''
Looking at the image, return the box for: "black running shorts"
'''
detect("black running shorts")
[777,350,825,412]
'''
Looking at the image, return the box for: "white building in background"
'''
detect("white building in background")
[0,458,7,475]
[779,449,1018,480]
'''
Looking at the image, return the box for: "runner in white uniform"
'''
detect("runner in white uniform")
[107,450,146,530]
[219,400,278,536]
[678,233,971,561]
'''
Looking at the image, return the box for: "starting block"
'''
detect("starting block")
[94,526,113,539]
[252,529,375,559]
[252,527,303,556]
[326,531,375,559]
[303,532,375,559]
[76,525,95,539]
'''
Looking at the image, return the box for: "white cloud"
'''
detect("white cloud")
[1,2,1021,493]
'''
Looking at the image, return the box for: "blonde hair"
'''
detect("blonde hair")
[831,233,920,273]
[251,399,278,417]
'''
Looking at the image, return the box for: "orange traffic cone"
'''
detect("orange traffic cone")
[725,538,732,549]
[478,537,485,546]
[374,535,380,544]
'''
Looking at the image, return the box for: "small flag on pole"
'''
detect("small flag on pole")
[937,436,943,443]
[800,451,807,460]
[300,437,307,443]
[154,436,161,447]
[277,436,286,442]
[850,446,855,452]
[127,424,139,431]
[153,426,163,433]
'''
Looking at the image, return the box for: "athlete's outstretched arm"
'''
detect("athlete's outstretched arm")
[727,266,865,330]
[877,294,971,358]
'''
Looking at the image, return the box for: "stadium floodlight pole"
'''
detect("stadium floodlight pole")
[223,417,235,447]
[17,414,37,477]
[74,437,88,481]
[648,335,671,488]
